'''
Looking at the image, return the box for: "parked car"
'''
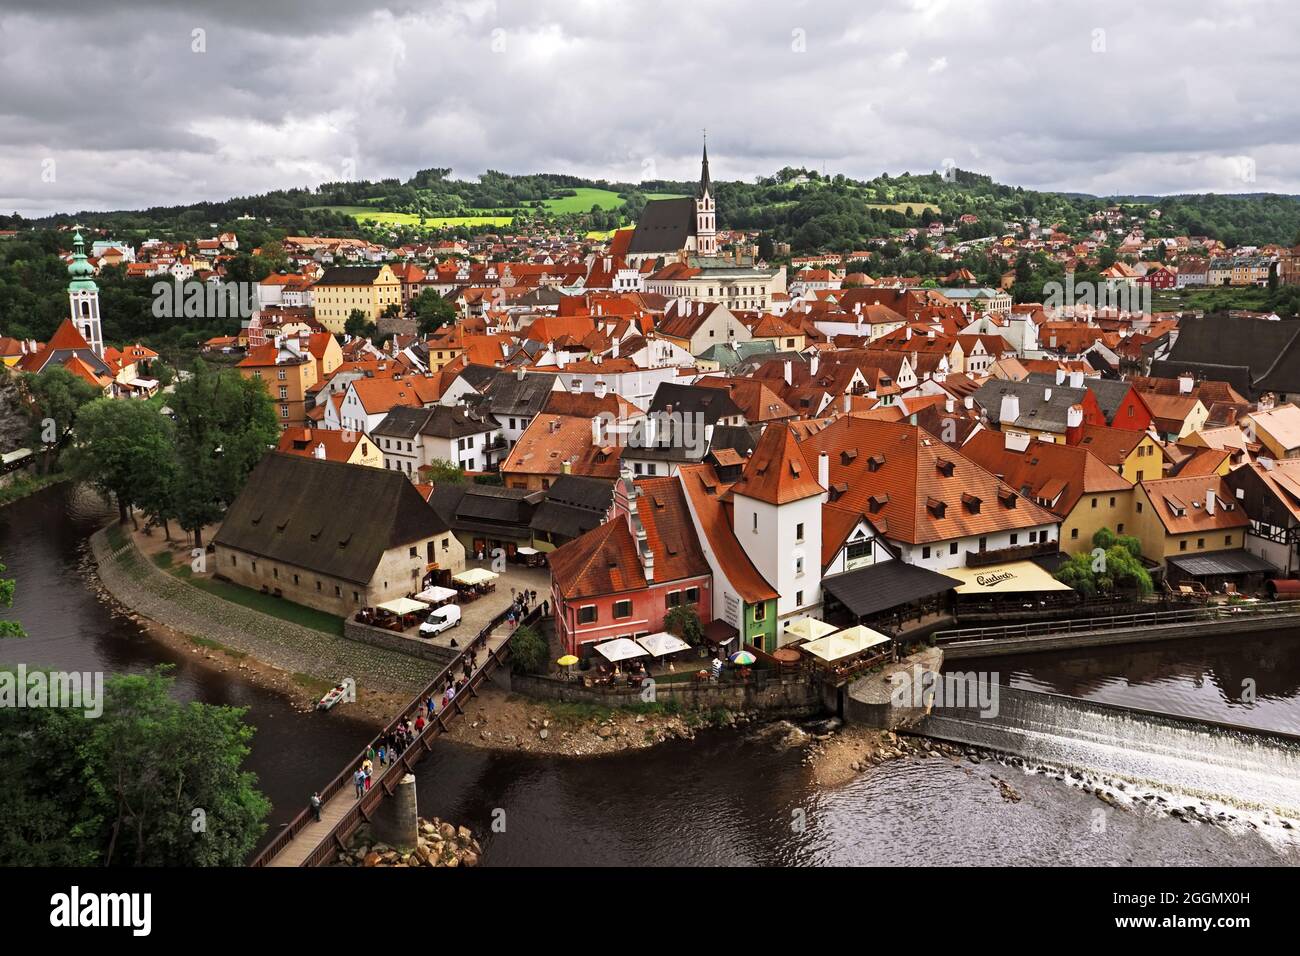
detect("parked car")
[419,604,462,637]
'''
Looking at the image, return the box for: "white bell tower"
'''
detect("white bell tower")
[695,135,717,257]
[67,230,104,358]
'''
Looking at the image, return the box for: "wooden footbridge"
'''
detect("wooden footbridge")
[250,604,539,867]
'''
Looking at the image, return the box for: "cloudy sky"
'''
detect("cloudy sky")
[1,0,1297,216]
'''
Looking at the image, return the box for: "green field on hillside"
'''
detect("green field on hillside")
[309,187,626,230]
[865,201,940,215]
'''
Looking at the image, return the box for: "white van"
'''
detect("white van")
[419,604,462,637]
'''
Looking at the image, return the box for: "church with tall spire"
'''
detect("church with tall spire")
[624,137,723,266]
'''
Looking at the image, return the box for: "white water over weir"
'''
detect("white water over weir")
[918,686,1300,815]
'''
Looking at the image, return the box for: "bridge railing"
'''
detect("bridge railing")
[932,599,1300,646]
[250,602,543,867]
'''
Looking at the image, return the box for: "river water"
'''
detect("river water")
[2,484,1297,865]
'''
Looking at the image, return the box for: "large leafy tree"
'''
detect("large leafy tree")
[1055,528,1152,597]
[23,365,101,473]
[169,360,278,547]
[63,398,176,525]
[414,288,457,334]
[510,624,549,675]
[0,668,270,866]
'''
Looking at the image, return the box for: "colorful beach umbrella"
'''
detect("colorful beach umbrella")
[729,650,756,666]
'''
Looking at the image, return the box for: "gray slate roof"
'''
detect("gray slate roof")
[213,452,449,586]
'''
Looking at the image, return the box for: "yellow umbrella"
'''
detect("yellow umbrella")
[556,655,579,666]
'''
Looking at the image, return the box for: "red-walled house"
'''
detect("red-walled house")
[548,474,712,658]
[1139,265,1177,289]
[1080,379,1153,432]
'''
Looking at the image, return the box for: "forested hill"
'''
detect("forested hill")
[6,166,1300,253]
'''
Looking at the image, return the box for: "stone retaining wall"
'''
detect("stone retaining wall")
[510,671,821,716]
[343,618,458,666]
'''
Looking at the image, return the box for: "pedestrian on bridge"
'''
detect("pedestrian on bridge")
[353,769,365,799]
[310,792,322,821]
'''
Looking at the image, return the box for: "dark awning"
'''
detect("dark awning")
[821,561,961,618]
[1167,550,1278,577]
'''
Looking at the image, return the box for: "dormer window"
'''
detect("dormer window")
[936,457,956,477]
[868,493,889,513]
[962,493,981,514]
[868,453,886,472]
[999,489,1018,508]
[926,497,946,518]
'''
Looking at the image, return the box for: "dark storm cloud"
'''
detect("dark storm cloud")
[2,0,1299,216]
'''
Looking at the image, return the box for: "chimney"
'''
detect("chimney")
[1206,489,1216,515]
[593,380,607,399]
[783,360,792,385]
[1055,367,1066,385]
[1004,430,1031,453]
[964,395,974,410]
[945,397,955,414]
[1044,387,1052,402]
[612,338,619,359]
[999,393,1020,424]
[1179,372,1194,395]
[313,442,327,460]
[1066,404,1084,444]
[1069,370,1084,389]
[818,450,829,490]
[843,392,852,414]
[810,353,819,377]
[516,365,525,381]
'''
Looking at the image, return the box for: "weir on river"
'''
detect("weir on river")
[919,685,1300,815]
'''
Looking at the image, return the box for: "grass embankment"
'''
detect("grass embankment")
[146,547,346,637]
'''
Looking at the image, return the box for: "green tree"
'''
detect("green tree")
[0,561,25,638]
[1055,528,1152,597]
[0,668,270,866]
[23,366,101,473]
[344,309,376,341]
[413,288,457,334]
[423,459,466,484]
[63,398,176,525]
[664,605,704,646]
[170,361,278,547]
[509,624,549,674]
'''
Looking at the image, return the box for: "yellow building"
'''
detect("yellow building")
[1130,475,1249,565]
[1076,425,1166,483]
[276,427,383,467]
[311,264,401,333]
[962,431,1134,555]
[237,339,320,429]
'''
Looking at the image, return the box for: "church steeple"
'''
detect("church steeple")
[694,134,717,257]
[697,135,711,199]
[67,229,104,359]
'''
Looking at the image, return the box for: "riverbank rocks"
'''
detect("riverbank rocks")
[335,818,481,868]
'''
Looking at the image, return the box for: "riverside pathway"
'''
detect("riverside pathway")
[91,527,436,694]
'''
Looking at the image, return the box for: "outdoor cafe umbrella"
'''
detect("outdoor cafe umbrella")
[556,654,579,678]
[729,650,756,666]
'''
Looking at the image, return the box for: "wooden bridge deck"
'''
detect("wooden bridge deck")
[256,609,525,867]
